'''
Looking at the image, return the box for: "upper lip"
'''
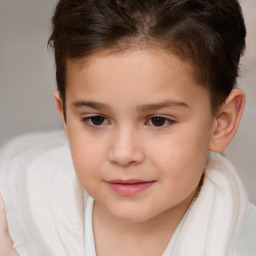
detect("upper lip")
[107,179,155,184]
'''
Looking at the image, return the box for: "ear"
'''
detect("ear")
[209,89,245,153]
[54,91,68,134]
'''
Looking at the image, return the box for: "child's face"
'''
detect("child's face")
[62,49,216,222]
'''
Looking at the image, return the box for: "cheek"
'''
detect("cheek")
[67,129,104,186]
[70,143,102,197]
[153,124,211,186]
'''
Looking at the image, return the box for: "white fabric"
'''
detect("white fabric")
[0,135,254,256]
[171,153,249,256]
[84,196,186,256]
[1,134,86,256]
[84,196,96,256]
[0,130,64,174]
[234,203,256,255]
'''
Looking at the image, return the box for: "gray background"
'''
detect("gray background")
[0,0,61,143]
[0,0,255,203]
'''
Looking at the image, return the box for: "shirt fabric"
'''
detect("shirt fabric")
[0,134,255,255]
[84,196,187,256]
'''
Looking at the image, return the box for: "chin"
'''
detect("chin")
[109,206,156,223]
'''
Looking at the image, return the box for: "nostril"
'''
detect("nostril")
[108,148,145,167]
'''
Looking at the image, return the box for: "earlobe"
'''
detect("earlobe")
[209,89,245,152]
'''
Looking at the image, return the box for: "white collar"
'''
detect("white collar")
[84,196,185,256]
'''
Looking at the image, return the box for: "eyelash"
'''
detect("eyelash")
[81,115,176,128]
[145,116,175,128]
[81,115,110,127]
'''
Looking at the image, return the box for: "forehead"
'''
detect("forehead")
[65,49,211,111]
[66,48,195,87]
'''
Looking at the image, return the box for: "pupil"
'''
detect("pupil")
[91,116,104,125]
[152,117,165,126]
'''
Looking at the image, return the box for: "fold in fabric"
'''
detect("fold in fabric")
[171,153,249,256]
[0,135,250,256]
[2,135,86,256]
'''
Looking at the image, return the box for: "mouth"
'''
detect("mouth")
[106,179,156,196]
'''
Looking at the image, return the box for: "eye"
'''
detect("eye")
[82,115,109,126]
[146,116,174,127]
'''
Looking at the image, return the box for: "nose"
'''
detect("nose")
[108,128,145,167]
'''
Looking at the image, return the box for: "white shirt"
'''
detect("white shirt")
[84,195,196,256]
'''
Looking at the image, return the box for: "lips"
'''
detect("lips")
[107,179,155,196]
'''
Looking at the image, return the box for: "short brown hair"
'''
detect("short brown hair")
[48,0,246,117]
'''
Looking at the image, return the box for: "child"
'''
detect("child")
[0,0,255,255]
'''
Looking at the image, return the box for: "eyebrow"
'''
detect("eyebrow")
[71,100,111,111]
[71,99,189,112]
[137,100,189,112]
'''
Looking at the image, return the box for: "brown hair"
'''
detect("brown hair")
[48,0,246,117]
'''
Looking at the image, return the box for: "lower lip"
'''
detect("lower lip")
[108,181,155,196]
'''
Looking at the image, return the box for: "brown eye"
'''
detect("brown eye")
[91,116,105,125]
[82,115,109,126]
[151,117,166,126]
[147,116,174,127]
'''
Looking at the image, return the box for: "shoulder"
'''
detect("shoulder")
[1,134,87,255]
[0,133,70,196]
[204,153,256,255]
[234,203,256,256]
[5,132,70,170]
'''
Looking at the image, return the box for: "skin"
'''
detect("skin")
[0,49,245,256]
[0,194,18,256]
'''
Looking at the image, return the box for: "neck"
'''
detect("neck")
[93,187,200,256]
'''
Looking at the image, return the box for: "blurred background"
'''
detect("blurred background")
[0,0,60,143]
[0,0,255,203]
